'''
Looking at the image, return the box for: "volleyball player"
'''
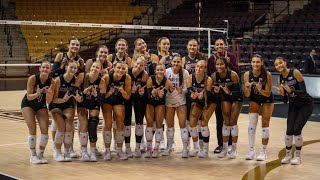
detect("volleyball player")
[274,57,313,165]
[144,64,170,158]
[187,60,215,158]
[101,61,131,160]
[76,61,106,162]
[207,39,239,153]
[244,54,274,161]
[49,60,83,162]
[124,56,148,158]
[85,45,112,75]
[212,57,243,159]
[107,38,132,68]
[163,55,189,157]
[21,61,54,164]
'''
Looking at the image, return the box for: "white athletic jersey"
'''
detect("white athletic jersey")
[165,68,189,107]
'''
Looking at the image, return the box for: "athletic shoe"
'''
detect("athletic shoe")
[217,150,227,158]
[199,141,204,151]
[54,152,64,162]
[90,153,97,162]
[64,152,72,162]
[144,147,152,158]
[69,148,79,158]
[140,142,146,152]
[291,151,301,165]
[152,148,160,158]
[228,150,238,159]
[80,152,90,162]
[171,141,176,151]
[159,139,166,150]
[117,150,128,160]
[126,148,133,158]
[198,149,209,158]
[134,147,142,158]
[38,155,48,164]
[181,149,189,158]
[189,148,199,157]
[52,144,57,158]
[104,150,111,161]
[162,148,172,156]
[30,155,41,164]
[213,146,223,154]
[281,150,292,164]
[227,145,232,154]
[256,149,266,161]
[246,150,256,160]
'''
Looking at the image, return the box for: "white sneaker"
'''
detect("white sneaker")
[80,152,90,162]
[140,143,146,152]
[144,147,152,158]
[64,152,72,162]
[181,149,189,158]
[38,155,48,164]
[162,148,172,156]
[189,148,199,157]
[126,148,133,158]
[117,150,128,160]
[217,150,227,158]
[256,150,267,161]
[134,147,141,158]
[198,149,208,158]
[90,153,97,162]
[159,139,166,150]
[104,150,111,161]
[227,145,232,154]
[281,150,292,164]
[30,155,41,164]
[291,151,301,165]
[229,150,238,159]
[69,148,79,158]
[152,148,160,158]
[171,141,176,151]
[199,141,204,151]
[54,152,64,162]
[246,150,255,160]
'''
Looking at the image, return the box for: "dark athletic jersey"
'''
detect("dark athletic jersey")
[158,52,173,69]
[249,71,274,103]
[190,74,206,106]
[184,55,200,74]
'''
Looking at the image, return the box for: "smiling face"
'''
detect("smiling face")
[135,38,147,53]
[158,38,170,53]
[39,61,51,76]
[274,58,287,73]
[251,56,263,71]
[90,61,102,75]
[215,58,227,73]
[134,57,146,72]
[68,39,80,53]
[114,62,126,77]
[116,39,128,53]
[195,60,206,75]
[214,39,225,54]
[187,40,198,55]
[66,61,78,76]
[96,47,108,61]
[171,56,182,70]
[155,64,165,78]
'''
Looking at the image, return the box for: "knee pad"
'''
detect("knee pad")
[155,128,163,142]
[116,131,125,144]
[64,132,73,144]
[39,134,49,148]
[28,135,36,149]
[135,124,144,136]
[88,117,99,143]
[112,120,117,129]
[200,126,210,138]
[51,120,57,131]
[180,128,189,141]
[54,131,65,144]
[79,132,88,146]
[145,127,154,141]
[124,126,131,137]
[103,131,112,144]
[294,135,303,147]
[248,113,258,135]
[189,127,198,138]
[231,125,239,137]
[197,120,201,132]
[285,134,293,147]
[262,127,269,139]
[222,125,231,137]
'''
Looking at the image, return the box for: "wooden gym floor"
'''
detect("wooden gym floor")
[0,90,319,180]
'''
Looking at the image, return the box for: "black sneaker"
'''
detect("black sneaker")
[213,146,223,154]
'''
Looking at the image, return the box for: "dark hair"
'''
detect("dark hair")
[69,37,79,44]
[252,54,268,80]
[172,54,183,86]
[187,39,208,61]
[215,57,229,68]
[96,45,108,56]
[41,60,52,70]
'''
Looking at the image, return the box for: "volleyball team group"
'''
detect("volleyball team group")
[21,37,313,166]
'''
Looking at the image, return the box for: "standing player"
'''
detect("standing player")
[274,57,313,165]
[144,64,170,158]
[76,61,106,162]
[212,57,243,159]
[21,61,54,164]
[85,45,112,75]
[207,39,239,153]
[125,56,148,158]
[107,38,132,68]
[101,61,131,160]
[244,54,274,161]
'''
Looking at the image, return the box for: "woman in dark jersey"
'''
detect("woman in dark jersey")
[76,61,106,162]
[107,38,132,68]
[102,61,131,160]
[244,54,274,161]
[85,45,112,75]
[274,57,313,165]
[144,64,170,158]
[49,60,83,162]
[212,57,243,159]
[21,61,54,164]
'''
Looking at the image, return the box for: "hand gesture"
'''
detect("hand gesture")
[152,87,158,97]
[245,82,253,89]
[158,88,165,98]
[118,85,124,93]
[220,84,230,95]
[91,86,98,97]
[108,87,115,96]
[213,85,220,93]
[138,85,146,96]
[190,91,198,100]
[176,86,183,94]
[63,91,71,102]
[45,84,53,95]
[169,85,176,93]
[36,85,43,96]
[281,81,292,94]
[132,82,138,93]
[60,58,67,69]
[255,79,262,93]
[83,85,92,95]
[198,90,204,99]
[74,90,83,102]
[185,64,191,71]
